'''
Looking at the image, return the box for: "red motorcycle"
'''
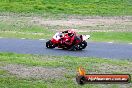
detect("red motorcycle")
[46,32,90,50]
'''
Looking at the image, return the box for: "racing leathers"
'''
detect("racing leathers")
[59,30,76,47]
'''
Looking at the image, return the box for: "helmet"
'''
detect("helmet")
[59,33,64,38]
[68,30,75,37]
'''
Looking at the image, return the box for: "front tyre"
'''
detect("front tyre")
[46,40,55,48]
[79,41,87,50]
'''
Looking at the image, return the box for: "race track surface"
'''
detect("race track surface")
[0,38,132,59]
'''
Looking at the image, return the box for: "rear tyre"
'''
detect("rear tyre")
[62,47,68,50]
[69,45,78,51]
[46,40,55,48]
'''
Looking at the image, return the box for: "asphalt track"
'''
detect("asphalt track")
[0,38,132,59]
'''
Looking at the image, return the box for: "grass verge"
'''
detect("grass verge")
[1,30,132,43]
[0,52,132,88]
[0,0,132,16]
[86,32,132,43]
[0,25,55,39]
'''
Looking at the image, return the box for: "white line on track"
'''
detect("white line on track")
[107,42,113,43]
[39,39,45,41]
[21,38,26,39]
[128,43,132,45]
[0,37,3,38]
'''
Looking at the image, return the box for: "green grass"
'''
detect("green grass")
[0,22,132,42]
[0,19,132,42]
[0,52,131,68]
[0,0,131,16]
[89,32,132,42]
[0,24,55,39]
[0,74,100,88]
[1,30,132,42]
[0,52,132,88]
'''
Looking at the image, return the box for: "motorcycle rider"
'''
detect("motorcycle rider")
[59,29,76,48]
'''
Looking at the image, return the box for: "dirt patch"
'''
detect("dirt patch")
[1,64,67,79]
[0,14,132,32]
[31,17,126,26]
[88,63,132,74]
[30,16,132,32]
[98,63,132,74]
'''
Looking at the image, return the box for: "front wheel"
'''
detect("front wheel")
[79,41,87,50]
[46,40,55,48]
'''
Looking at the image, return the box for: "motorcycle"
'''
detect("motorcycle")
[46,32,90,50]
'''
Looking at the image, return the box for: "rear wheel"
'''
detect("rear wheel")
[69,45,79,51]
[62,47,68,50]
[46,40,55,48]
